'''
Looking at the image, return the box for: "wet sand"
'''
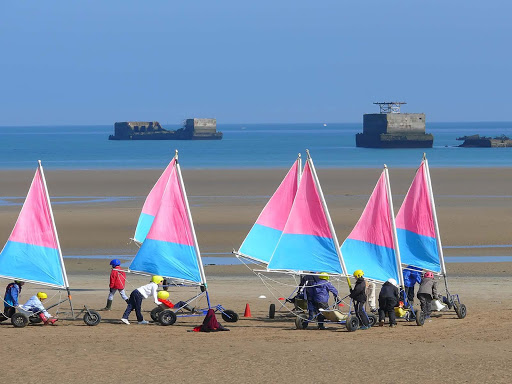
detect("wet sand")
[1,167,512,383]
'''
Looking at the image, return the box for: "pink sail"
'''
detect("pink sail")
[346,171,394,249]
[145,165,194,246]
[141,158,176,217]
[284,161,331,238]
[9,168,58,249]
[395,162,435,238]
[255,160,299,230]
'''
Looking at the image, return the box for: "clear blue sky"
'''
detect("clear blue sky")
[1,1,510,125]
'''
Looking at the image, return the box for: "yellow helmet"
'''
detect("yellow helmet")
[157,291,169,300]
[319,272,330,280]
[152,275,164,284]
[37,292,48,300]
[353,270,364,279]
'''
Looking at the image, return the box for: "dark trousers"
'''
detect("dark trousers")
[3,305,15,318]
[417,293,432,317]
[306,300,328,328]
[123,290,144,322]
[354,301,369,327]
[378,297,397,325]
[405,286,415,305]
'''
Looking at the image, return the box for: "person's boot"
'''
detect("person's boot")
[47,318,58,325]
[102,299,112,311]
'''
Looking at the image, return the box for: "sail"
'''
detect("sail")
[267,159,343,274]
[396,160,441,273]
[237,158,300,263]
[341,169,402,284]
[133,158,176,243]
[0,164,67,288]
[130,159,204,284]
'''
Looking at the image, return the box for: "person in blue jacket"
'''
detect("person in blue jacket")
[3,280,24,319]
[403,266,422,306]
[303,272,339,330]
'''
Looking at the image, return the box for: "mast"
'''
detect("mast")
[306,150,351,289]
[174,151,209,296]
[297,153,302,188]
[384,165,404,289]
[38,160,74,315]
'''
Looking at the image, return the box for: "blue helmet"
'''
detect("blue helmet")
[110,259,121,267]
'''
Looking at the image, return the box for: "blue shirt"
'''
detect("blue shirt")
[403,268,422,287]
[4,283,22,307]
[305,275,338,303]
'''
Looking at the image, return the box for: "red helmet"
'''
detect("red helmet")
[424,271,434,279]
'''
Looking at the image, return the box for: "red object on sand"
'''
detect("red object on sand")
[278,297,285,301]
[338,303,344,307]
[244,303,252,317]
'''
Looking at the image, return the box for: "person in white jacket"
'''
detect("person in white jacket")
[22,292,57,325]
[121,275,163,325]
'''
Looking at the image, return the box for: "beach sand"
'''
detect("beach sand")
[1,168,511,383]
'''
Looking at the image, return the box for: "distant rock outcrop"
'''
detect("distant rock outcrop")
[108,119,222,140]
[457,134,512,147]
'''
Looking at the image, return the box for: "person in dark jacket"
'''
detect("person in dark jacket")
[378,278,400,327]
[417,271,438,319]
[303,273,339,330]
[350,270,370,329]
[3,281,24,319]
[403,266,422,306]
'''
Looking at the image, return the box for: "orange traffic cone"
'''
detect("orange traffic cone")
[244,303,252,318]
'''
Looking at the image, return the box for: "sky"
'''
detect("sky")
[0,1,511,125]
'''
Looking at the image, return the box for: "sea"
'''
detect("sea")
[1,122,512,170]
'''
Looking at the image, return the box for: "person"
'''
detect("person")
[121,275,163,325]
[22,292,58,325]
[191,309,229,332]
[417,271,438,320]
[378,278,399,328]
[303,272,339,330]
[3,280,24,318]
[403,266,422,306]
[367,281,377,312]
[349,269,370,330]
[155,291,196,312]
[103,259,128,311]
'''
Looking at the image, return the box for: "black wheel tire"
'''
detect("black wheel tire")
[150,307,163,322]
[221,310,239,323]
[346,315,359,332]
[159,310,177,326]
[367,313,377,327]
[268,304,276,319]
[455,303,467,319]
[295,315,306,330]
[83,310,101,326]
[11,313,29,328]
[162,279,169,291]
[415,310,425,326]
[29,316,43,324]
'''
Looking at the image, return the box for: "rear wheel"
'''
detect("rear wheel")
[415,310,425,326]
[221,310,239,323]
[346,315,359,332]
[268,304,276,319]
[295,315,307,329]
[367,313,377,327]
[150,307,163,322]
[84,310,101,326]
[159,310,177,326]
[455,303,467,319]
[29,316,43,324]
[11,313,29,328]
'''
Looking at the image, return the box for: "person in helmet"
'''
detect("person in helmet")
[349,270,370,330]
[303,272,339,330]
[2,280,24,319]
[378,278,399,327]
[121,275,163,325]
[102,259,128,311]
[402,266,422,307]
[417,271,438,320]
[22,292,57,325]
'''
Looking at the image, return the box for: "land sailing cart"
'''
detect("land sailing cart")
[129,151,238,325]
[0,161,101,328]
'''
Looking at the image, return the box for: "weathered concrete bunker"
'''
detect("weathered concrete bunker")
[356,102,433,148]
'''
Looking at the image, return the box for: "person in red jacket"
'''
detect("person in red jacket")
[102,259,128,311]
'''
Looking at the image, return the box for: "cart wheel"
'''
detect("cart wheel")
[415,310,425,326]
[159,310,177,326]
[83,310,101,326]
[221,310,239,323]
[29,316,43,324]
[150,307,163,322]
[367,313,377,327]
[11,313,29,328]
[346,315,359,332]
[268,304,276,319]
[295,315,307,329]
[455,303,467,319]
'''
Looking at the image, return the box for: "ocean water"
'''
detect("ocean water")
[0,122,511,170]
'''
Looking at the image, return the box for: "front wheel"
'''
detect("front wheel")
[11,313,29,328]
[29,316,43,324]
[159,310,177,326]
[268,304,276,319]
[455,303,467,319]
[346,315,359,332]
[221,310,239,323]
[415,310,425,326]
[84,310,101,326]
[367,313,377,327]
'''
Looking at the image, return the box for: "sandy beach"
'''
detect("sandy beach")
[1,167,512,383]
